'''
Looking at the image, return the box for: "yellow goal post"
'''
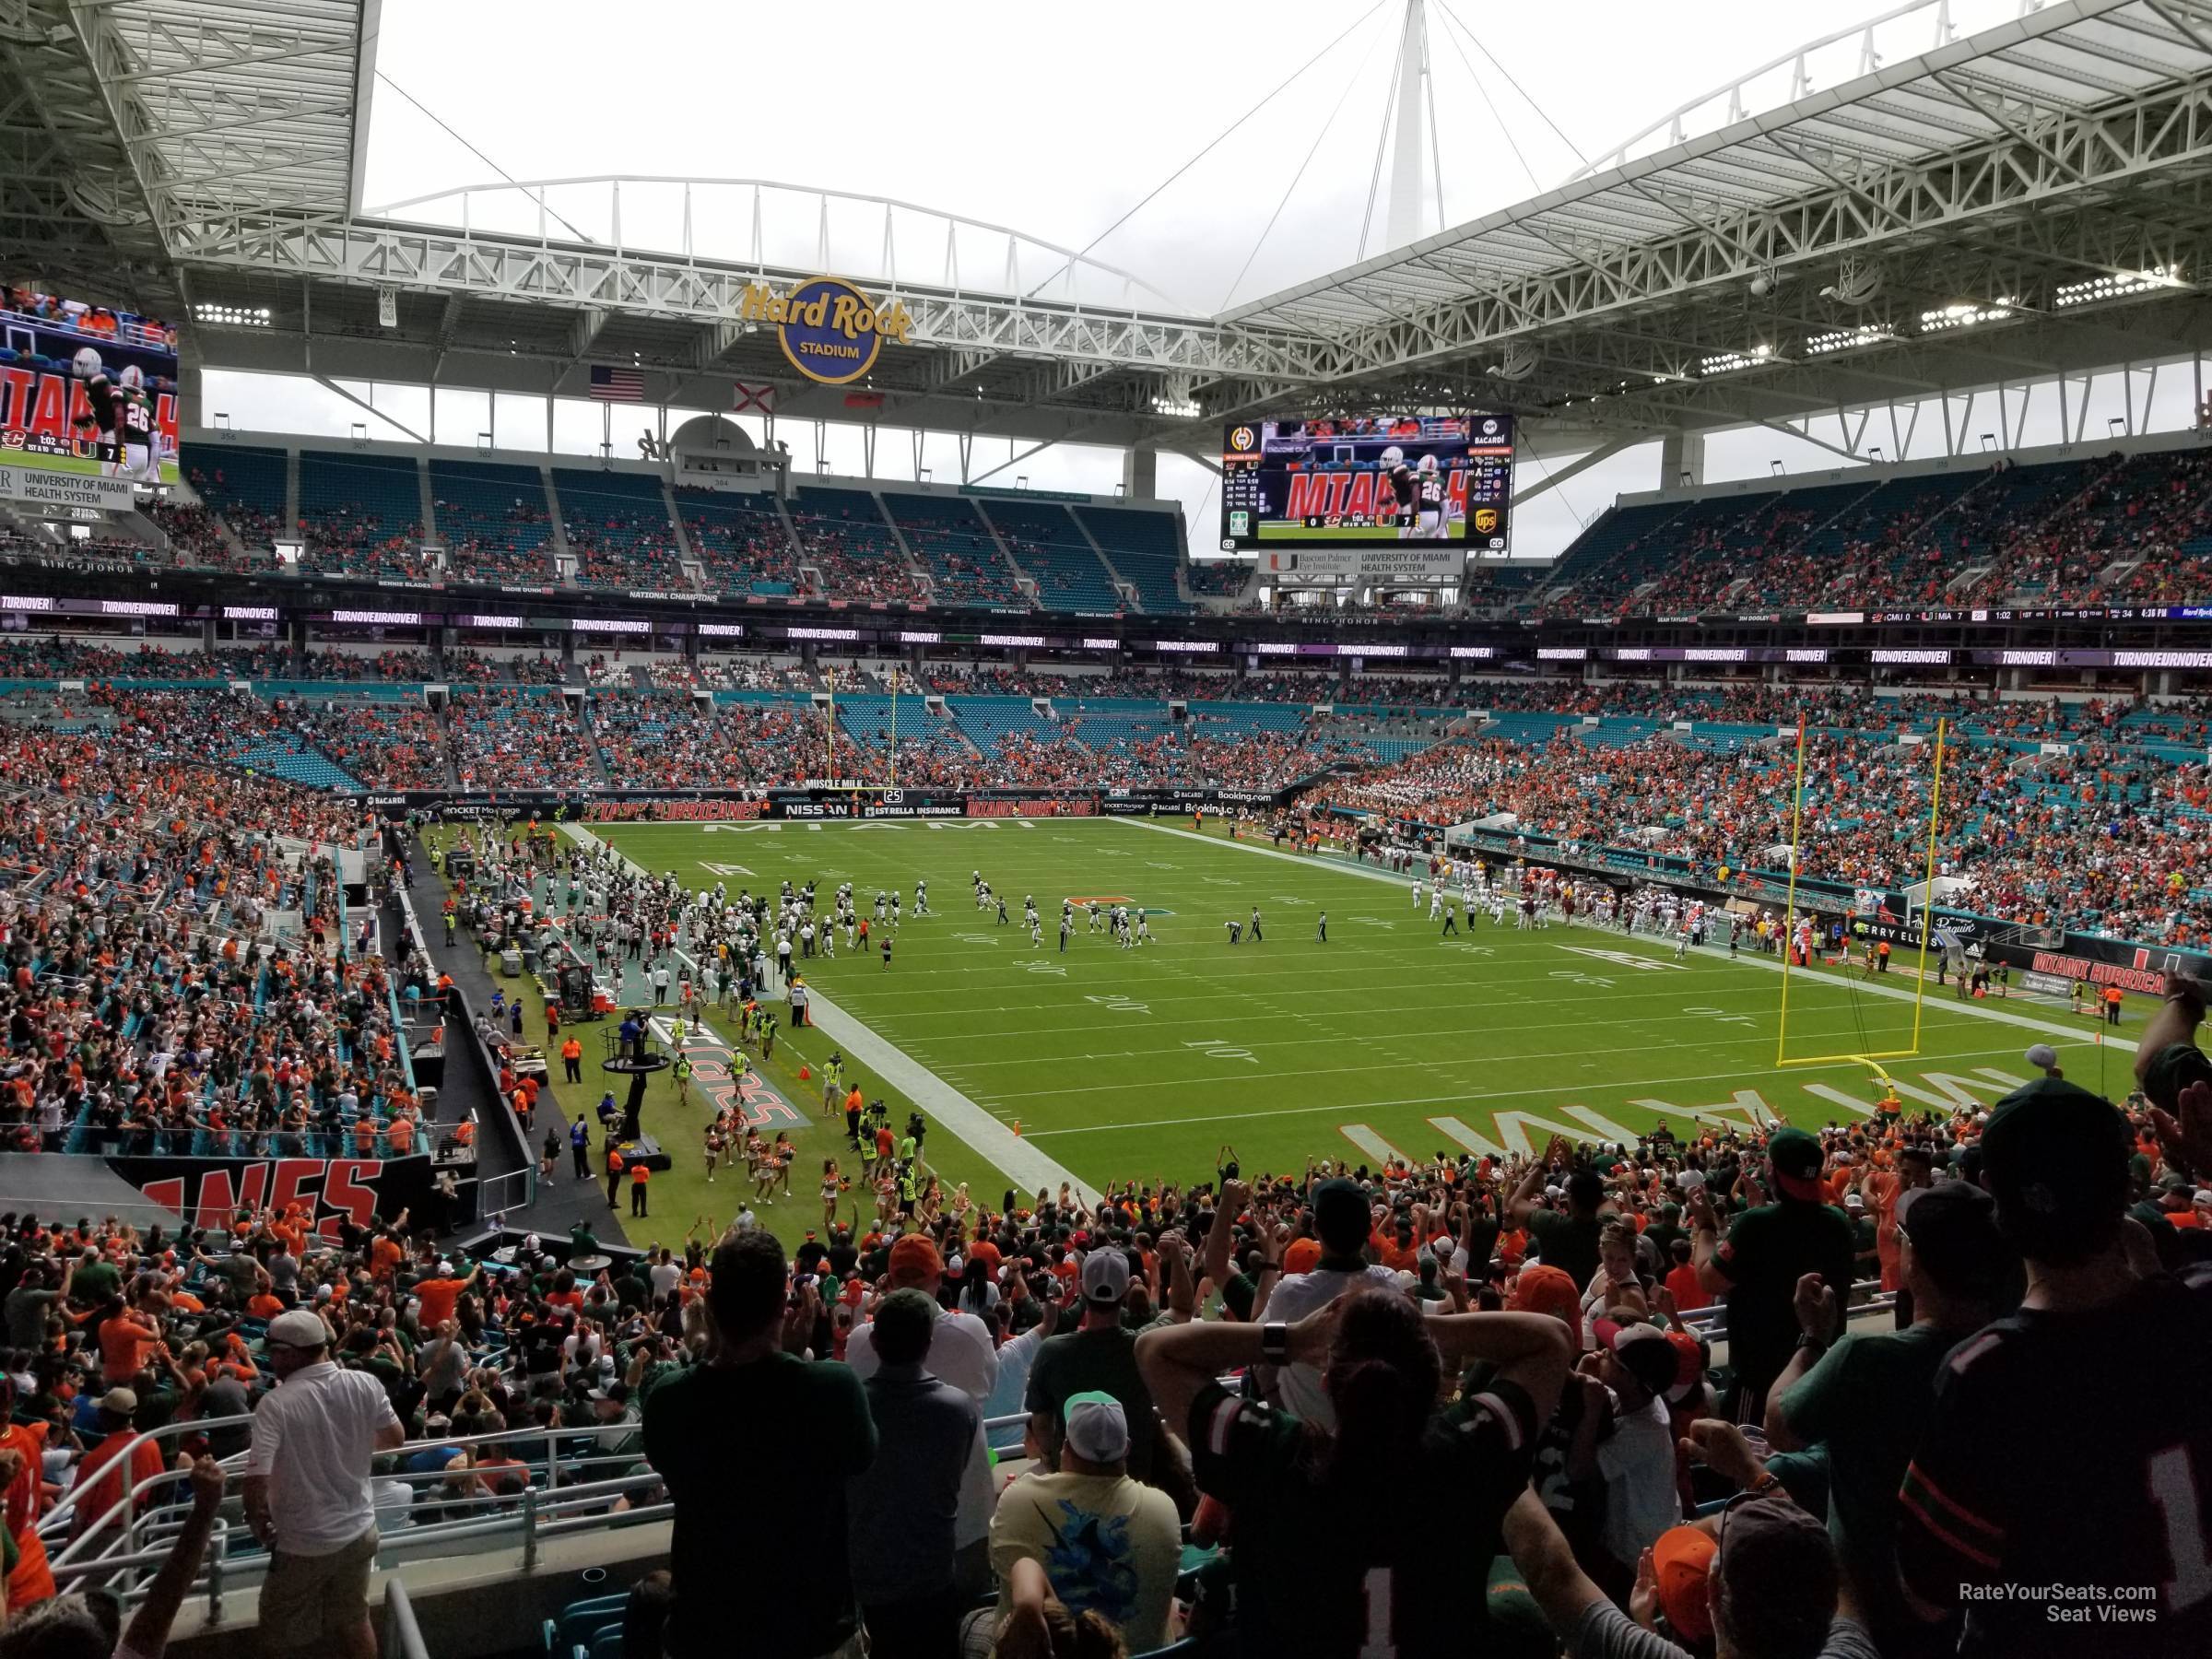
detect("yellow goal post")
[1774,716,1947,1071]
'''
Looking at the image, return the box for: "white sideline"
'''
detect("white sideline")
[568,823,1098,1203]
[1116,817,2140,1059]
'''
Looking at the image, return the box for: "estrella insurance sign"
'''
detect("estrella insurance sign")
[742,276,914,386]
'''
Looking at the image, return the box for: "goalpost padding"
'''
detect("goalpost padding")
[1774,717,1948,1070]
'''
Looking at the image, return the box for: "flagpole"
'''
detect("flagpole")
[890,668,899,791]
[826,666,837,788]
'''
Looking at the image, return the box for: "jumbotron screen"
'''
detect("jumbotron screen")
[0,285,182,488]
[1220,413,1512,551]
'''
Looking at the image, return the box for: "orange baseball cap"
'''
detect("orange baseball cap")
[1652,1524,1717,1642]
[1281,1238,1323,1275]
[1506,1264,1581,1330]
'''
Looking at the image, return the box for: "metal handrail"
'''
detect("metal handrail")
[44,1411,657,1552]
[382,1575,429,1659]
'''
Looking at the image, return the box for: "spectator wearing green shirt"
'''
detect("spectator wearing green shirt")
[1689,1127,1855,1421]
[1763,1181,2014,1655]
[1509,1139,1609,1290]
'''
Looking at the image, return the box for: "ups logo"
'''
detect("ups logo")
[1473,507,1500,535]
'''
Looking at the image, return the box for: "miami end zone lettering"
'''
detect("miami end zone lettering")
[133,1158,387,1238]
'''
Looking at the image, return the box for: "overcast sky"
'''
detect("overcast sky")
[206,0,2188,561]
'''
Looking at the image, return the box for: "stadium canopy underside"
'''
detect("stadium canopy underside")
[10,0,2212,463]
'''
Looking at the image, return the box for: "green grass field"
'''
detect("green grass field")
[565,816,2136,1244]
[4,451,179,484]
[1254,522,1458,541]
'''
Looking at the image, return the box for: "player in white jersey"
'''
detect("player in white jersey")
[1675,920,1691,959]
[1030,915,1042,948]
[1135,912,1152,945]
[1411,878,1424,911]
[914,880,928,916]
[1428,889,1443,922]
[1490,895,1507,925]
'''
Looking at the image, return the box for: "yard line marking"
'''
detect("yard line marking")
[799,982,1098,1203]
[1340,1124,1408,1166]
[1115,818,2135,1054]
[1019,1042,2037,1139]
[575,821,1096,1201]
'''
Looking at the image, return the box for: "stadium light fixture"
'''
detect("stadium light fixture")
[1918,298,2018,334]
[193,303,270,328]
[1980,433,1996,452]
[1805,324,1897,357]
[2053,265,2183,307]
[1151,394,1201,419]
[1699,344,1775,376]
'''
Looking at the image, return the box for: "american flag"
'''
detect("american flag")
[588,366,645,402]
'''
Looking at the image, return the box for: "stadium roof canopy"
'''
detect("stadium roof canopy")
[9,0,2212,465]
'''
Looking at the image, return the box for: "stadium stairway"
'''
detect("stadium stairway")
[1069,510,1135,604]
[580,699,617,786]
[1074,503,1189,612]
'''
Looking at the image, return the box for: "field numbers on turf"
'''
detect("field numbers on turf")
[1270,895,1314,907]
[1684,1004,1757,1029]
[1023,961,1067,977]
[1085,994,1150,1015]
[1145,861,1178,870]
[1443,943,1495,956]
[1201,877,1241,887]
[700,823,781,834]
[1183,1036,1257,1065]
[1550,969,1616,989]
[952,932,999,947]
[1556,945,1688,972]
[697,861,754,877]
[1347,915,1397,929]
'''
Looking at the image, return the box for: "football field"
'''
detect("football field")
[585,816,2133,1212]
[1253,521,1454,541]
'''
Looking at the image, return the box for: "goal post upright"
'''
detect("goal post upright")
[1775,717,1809,1068]
[1908,717,1948,1056]
[1774,716,1945,1072]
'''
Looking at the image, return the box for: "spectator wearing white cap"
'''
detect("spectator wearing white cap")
[990,1390,1181,1654]
[242,1307,405,1659]
[1025,1243,1160,1483]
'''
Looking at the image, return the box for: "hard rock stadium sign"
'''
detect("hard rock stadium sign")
[742,276,914,386]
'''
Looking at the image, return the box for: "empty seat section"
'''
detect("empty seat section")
[981,499,1123,612]
[883,494,1026,609]
[428,460,556,584]
[556,469,685,591]
[1074,504,1190,612]
[298,451,425,579]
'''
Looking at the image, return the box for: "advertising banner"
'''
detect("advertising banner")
[104,1153,431,1234]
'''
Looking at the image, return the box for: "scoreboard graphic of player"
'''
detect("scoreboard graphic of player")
[1220,412,1512,551]
[0,285,182,488]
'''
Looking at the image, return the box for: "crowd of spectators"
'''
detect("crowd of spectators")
[610,1015,2212,1659]
[448,689,600,792]
[143,499,243,570]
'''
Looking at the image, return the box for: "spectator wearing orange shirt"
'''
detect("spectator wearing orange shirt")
[97,1299,160,1386]
[72,1388,166,1546]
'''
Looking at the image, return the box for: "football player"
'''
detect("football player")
[1414,452,1447,538]
[1379,444,1419,537]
